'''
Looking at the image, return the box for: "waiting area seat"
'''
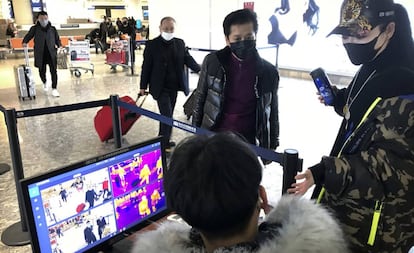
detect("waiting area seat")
[8,37,34,52]
[135,33,147,48]
[8,35,87,53]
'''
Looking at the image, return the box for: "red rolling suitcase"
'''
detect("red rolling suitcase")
[94,95,147,142]
[105,50,126,64]
[76,203,86,213]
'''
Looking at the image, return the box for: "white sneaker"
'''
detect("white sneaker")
[43,82,48,92]
[52,89,60,97]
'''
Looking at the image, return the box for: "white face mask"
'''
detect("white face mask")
[161,32,174,41]
[39,20,48,27]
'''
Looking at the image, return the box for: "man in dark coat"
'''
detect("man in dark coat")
[96,216,107,239]
[118,16,136,64]
[139,16,200,150]
[192,9,279,157]
[86,28,102,54]
[23,11,61,97]
[85,187,98,209]
[84,221,97,244]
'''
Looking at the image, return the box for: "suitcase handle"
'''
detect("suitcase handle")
[24,46,29,67]
[136,92,149,107]
[124,93,149,121]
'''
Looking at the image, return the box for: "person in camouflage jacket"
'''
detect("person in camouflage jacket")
[314,95,414,252]
[289,1,414,252]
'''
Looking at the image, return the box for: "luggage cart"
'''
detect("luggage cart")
[105,38,132,72]
[68,39,94,78]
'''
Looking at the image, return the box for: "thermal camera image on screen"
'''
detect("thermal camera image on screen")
[109,149,162,197]
[115,180,165,229]
[23,140,167,253]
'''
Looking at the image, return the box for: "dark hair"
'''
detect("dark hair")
[223,9,258,38]
[383,3,414,66]
[37,11,48,17]
[165,132,262,239]
[160,16,176,25]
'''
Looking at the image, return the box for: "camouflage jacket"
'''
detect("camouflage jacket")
[316,95,414,253]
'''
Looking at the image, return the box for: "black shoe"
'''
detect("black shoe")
[165,141,176,153]
[167,141,176,148]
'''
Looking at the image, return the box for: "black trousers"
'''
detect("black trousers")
[39,53,58,89]
[156,90,177,144]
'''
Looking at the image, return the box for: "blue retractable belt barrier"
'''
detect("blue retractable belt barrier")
[117,99,284,164]
[14,99,109,118]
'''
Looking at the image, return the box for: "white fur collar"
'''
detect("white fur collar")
[130,196,349,253]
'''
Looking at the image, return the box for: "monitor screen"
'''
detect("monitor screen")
[20,137,169,253]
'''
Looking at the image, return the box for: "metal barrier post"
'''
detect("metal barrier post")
[128,37,137,76]
[130,37,135,76]
[1,108,31,246]
[275,44,280,69]
[281,149,302,195]
[110,95,122,149]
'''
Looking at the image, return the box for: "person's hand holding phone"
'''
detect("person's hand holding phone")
[310,68,336,106]
[316,91,325,104]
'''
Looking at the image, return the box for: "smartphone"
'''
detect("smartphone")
[310,68,335,106]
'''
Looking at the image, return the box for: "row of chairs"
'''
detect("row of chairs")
[7,36,86,52]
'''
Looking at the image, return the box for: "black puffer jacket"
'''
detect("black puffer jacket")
[192,47,279,149]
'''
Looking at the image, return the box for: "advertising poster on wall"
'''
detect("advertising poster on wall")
[69,40,90,62]
[147,0,414,76]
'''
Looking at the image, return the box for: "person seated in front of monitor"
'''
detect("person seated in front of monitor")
[131,132,349,253]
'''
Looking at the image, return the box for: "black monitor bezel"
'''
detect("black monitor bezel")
[20,136,170,253]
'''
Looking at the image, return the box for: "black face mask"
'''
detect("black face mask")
[230,40,256,60]
[343,35,381,65]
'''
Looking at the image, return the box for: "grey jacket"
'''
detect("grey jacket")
[23,21,61,68]
[131,196,349,253]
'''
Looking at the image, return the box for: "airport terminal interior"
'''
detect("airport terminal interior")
[0,0,413,252]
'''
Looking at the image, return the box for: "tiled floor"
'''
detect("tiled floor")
[0,49,344,252]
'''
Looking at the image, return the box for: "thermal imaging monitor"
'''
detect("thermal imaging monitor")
[20,137,168,253]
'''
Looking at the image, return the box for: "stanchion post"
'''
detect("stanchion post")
[1,108,31,246]
[185,66,189,89]
[275,44,280,69]
[130,37,135,76]
[282,149,302,195]
[110,95,122,149]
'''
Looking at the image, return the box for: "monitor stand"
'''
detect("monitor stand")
[0,163,11,175]
[1,221,31,246]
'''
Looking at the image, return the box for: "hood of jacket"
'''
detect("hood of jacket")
[130,196,349,253]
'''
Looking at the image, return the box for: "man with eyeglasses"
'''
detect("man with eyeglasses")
[192,9,280,159]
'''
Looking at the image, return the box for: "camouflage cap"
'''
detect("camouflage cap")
[328,0,395,37]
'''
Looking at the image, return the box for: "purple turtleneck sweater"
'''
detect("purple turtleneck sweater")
[214,54,257,143]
